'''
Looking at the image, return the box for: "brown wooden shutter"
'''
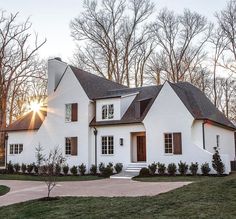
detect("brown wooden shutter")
[71,137,78,155]
[173,133,182,154]
[71,103,78,121]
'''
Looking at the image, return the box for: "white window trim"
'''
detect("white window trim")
[65,137,72,155]
[65,103,72,123]
[9,144,23,155]
[164,133,174,155]
[101,135,114,155]
[101,104,114,120]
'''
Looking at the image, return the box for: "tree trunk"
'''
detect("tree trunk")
[0,93,7,166]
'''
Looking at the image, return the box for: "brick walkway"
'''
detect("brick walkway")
[0,179,191,207]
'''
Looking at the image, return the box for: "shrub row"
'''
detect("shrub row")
[140,161,211,177]
[6,161,123,177]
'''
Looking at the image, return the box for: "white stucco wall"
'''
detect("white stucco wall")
[7,131,37,164]
[192,120,235,160]
[8,66,94,167]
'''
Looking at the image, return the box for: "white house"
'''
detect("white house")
[5,58,236,174]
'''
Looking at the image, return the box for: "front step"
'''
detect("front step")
[125,163,147,173]
[110,163,147,179]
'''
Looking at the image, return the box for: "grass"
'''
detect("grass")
[0,174,103,181]
[0,173,235,218]
[0,185,10,196]
[133,174,213,182]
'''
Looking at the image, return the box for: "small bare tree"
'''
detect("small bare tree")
[36,146,65,198]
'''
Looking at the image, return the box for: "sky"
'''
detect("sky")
[0,0,229,62]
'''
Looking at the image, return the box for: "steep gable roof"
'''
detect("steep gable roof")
[169,82,235,130]
[5,110,46,132]
[6,64,235,131]
[70,66,126,99]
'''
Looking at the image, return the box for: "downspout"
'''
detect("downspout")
[93,127,98,167]
[5,132,8,167]
[202,120,207,150]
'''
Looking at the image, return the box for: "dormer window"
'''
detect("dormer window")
[102,104,114,120]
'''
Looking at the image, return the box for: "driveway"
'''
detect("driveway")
[0,179,191,207]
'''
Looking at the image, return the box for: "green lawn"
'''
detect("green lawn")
[0,174,103,181]
[0,173,235,218]
[133,174,213,182]
[0,185,10,196]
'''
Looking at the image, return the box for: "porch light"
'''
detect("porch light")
[5,133,8,141]
[120,138,124,146]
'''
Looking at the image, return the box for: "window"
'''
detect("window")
[216,135,220,147]
[10,145,14,154]
[102,104,114,119]
[19,144,23,153]
[14,144,19,154]
[164,133,182,154]
[65,137,78,155]
[102,136,114,155]
[65,103,78,122]
[9,144,23,155]
[164,133,173,153]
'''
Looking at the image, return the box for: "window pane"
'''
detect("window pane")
[65,137,71,155]
[102,105,108,119]
[10,145,14,154]
[15,144,19,154]
[108,104,114,119]
[164,133,172,154]
[19,144,23,153]
[65,104,72,122]
[102,136,107,154]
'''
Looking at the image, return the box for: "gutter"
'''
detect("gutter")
[202,120,207,150]
[93,127,98,167]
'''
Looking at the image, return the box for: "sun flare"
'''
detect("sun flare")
[30,101,41,112]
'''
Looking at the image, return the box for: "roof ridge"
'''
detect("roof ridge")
[69,65,127,88]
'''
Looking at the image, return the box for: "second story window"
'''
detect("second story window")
[65,103,78,122]
[102,104,114,120]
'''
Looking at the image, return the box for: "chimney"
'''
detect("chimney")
[47,58,67,95]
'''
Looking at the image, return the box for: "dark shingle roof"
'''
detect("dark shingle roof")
[70,66,126,99]
[5,110,46,132]
[170,82,236,130]
[6,65,235,131]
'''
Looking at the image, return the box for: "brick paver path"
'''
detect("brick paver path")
[0,179,191,207]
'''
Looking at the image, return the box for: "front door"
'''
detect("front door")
[137,136,146,161]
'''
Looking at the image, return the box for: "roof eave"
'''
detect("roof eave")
[195,118,236,131]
